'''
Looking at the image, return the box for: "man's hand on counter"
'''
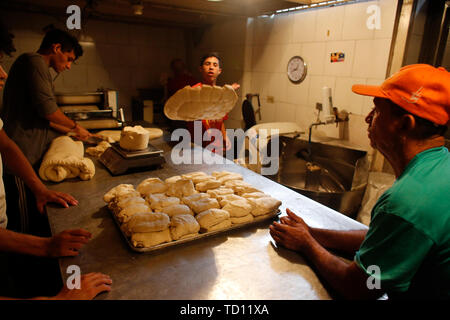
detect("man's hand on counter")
[34,187,79,214]
[71,123,92,141]
[52,273,112,300]
[46,229,92,257]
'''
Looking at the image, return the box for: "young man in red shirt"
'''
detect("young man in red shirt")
[187,52,240,154]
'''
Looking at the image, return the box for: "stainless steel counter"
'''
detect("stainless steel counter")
[45,134,367,300]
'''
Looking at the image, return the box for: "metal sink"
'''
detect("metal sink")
[265,136,369,218]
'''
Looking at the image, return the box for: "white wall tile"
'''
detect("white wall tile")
[314,5,345,42]
[375,0,399,39]
[292,10,317,43]
[267,13,294,45]
[352,38,392,79]
[302,42,326,76]
[286,76,310,106]
[342,1,376,40]
[278,43,302,73]
[333,77,366,115]
[275,102,296,122]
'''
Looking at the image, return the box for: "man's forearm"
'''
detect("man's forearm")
[0,228,49,257]
[302,235,381,299]
[45,109,76,128]
[309,228,367,254]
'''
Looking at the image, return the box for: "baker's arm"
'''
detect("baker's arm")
[45,109,91,140]
[270,209,383,299]
[0,129,78,212]
[309,227,367,254]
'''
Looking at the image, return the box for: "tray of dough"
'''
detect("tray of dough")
[103,171,282,253]
[109,206,280,253]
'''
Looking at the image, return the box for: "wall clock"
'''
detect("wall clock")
[287,56,307,84]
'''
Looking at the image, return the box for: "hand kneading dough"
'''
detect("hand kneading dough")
[195,179,222,192]
[126,212,170,233]
[39,136,95,182]
[196,208,231,231]
[230,214,254,224]
[131,229,172,248]
[222,199,253,217]
[104,184,135,203]
[170,214,200,240]
[247,197,282,216]
[119,125,150,151]
[165,179,197,198]
[161,204,193,218]
[164,84,238,121]
[117,203,151,223]
[137,177,168,196]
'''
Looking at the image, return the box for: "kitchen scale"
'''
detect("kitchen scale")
[99,142,165,175]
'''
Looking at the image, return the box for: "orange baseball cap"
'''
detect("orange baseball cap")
[352,64,450,126]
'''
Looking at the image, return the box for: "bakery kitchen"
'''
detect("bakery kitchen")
[179,304,215,317]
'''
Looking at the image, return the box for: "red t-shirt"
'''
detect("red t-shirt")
[187,83,228,153]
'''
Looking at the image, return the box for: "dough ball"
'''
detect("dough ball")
[247,197,282,216]
[196,208,231,232]
[137,177,168,196]
[222,199,253,218]
[125,212,170,233]
[230,214,254,224]
[170,214,200,240]
[104,184,135,203]
[165,178,197,198]
[161,204,194,218]
[131,229,172,248]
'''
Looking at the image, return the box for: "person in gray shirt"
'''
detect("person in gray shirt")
[1,28,92,234]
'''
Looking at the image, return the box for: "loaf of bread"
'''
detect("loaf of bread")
[119,125,150,151]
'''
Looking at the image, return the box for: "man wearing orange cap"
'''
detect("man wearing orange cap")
[269,64,450,300]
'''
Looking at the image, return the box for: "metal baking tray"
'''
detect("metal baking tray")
[109,207,281,253]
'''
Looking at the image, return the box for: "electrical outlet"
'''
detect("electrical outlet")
[267,96,274,103]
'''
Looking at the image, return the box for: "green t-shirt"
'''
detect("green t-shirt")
[355,147,450,299]
[0,53,61,168]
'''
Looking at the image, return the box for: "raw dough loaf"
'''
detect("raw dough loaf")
[189,197,220,214]
[247,197,282,216]
[222,199,253,218]
[97,130,121,143]
[181,171,208,180]
[104,184,136,203]
[165,179,197,198]
[196,208,231,232]
[85,141,111,158]
[169,214,200,240]
[161,204,193,218]
[182,193,210,206]
[241,192,267,199]
[224,180,260,195]
[109,196,146,214]
[218,194,245,207]
[165,175,182,185]
[190,175,214,184]
[195,179,222,192]
[117,203,151,223]
[137,177,168,196]
[39,136,95,182]
[147,194,181,211]
[125,212,170,233]
[164,84,238,121]
[206,187,234,198]
[119,125,150,151]
[131,229,172,248]
[230,214,254,224]
[212,171,243,184]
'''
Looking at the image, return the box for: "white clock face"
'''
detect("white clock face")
[287,56,307,83]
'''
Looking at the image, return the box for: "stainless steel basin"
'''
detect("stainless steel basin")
[265,136,369,218]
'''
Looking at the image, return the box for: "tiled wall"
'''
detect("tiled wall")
[244,0,399,150]
[191,0,398,150]
[0,11,186,121]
